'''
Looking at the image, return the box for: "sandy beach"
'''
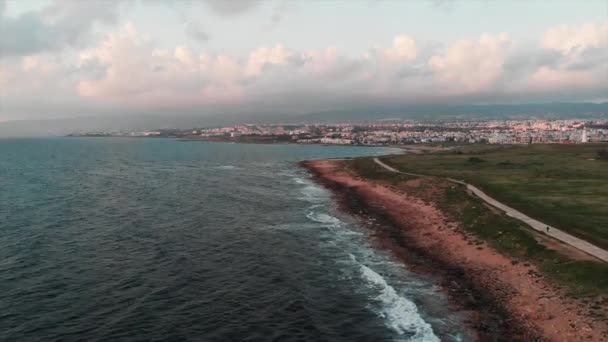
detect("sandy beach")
[302,159,608,341]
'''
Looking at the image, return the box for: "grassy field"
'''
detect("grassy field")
[346,154,608,299]
[440,183,608,299]
[380,144,608,250]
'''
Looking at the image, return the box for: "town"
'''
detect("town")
[69,119,608,146]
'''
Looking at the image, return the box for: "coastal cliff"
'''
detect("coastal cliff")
[302,159,608,341]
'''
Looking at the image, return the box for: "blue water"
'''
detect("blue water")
[0,138,472,341]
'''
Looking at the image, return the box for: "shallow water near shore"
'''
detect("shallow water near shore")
[1,138,473,341]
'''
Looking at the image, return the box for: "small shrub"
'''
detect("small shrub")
[467,157,485,163]
[596,149,608,160]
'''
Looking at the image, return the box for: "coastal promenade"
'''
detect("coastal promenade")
[373,157,608,263]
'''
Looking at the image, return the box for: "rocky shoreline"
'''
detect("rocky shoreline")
[301,159,608,341]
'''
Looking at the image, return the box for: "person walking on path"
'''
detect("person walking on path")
[546,226,550,233]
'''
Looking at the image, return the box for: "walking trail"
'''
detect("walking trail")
[372,157,608,263]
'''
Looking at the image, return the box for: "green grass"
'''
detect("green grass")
[344,145,608,298]
[440,184,608,298]
[381,144,608,250]
[346,155,608,297]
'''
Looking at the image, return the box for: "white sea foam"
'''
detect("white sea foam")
[293,177,308,185]
[294,177,327,203]
[300,185,325,199]
[306,211,342,227]
[252,162,275,167]
[351,254,440,342]
[266,223,321,231]
[277,169,297,177]
[336,229,364,237]
[215,165,238,170]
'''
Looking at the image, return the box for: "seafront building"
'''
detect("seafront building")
[71,119,608,146]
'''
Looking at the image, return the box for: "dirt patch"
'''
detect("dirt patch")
[402,178,422,188]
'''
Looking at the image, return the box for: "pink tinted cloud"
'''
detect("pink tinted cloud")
[429,33,510,93]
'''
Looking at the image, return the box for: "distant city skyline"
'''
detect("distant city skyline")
[0,0,607,123]
[67,118,608,146]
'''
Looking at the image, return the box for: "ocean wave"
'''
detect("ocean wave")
[277,170,296,177]
[298,186,325,201]
[251,162,275,167]
[265,223,323,231]
[294,177,327,203]
[351,254,440,342]
[306,211,342,227]
[293,177,308,185]
[215,165,239,170]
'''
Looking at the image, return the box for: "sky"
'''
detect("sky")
[0,0,607,123]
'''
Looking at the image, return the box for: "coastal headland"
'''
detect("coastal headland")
[301,152,608,341]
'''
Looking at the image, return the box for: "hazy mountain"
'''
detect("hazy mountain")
[296,102,608,123]
[1,102,606,137]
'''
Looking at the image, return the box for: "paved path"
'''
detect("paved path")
[373,157,608,263]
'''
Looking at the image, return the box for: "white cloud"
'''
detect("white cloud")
[0,64,6,87]
[429,33,510,93]
[542,23,608,53]
[173,46,200,69]
[384,34,418,63]
[530,66,594,90]
[2,21,607,119]
[203,0,261,16]
[76,24,244,106]
[245,44,294,76]
[529,23,608,92]
[0,0,128,56]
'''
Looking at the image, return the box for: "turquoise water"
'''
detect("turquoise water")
[0,138,471,341]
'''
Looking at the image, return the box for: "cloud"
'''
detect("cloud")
[245,44,295,76]
[76,24,243,106]
[2,20,607,120]
[542,23,608,53]
[530,66,594,90]
[270,0,290,25]
[541,23,608,72]
[429,33,510,93]
[0,52,82,112]
[203,0,261,16]
[526,23,608,93]
[428,0,455,13]
[384,35,418,63]
[70,26,409,108]
[0,0,127,56]
[0,64,6,88]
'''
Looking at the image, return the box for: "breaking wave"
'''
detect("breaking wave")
[215,165,239,170]
[294,177,327,203]
[351,254,440,342]
[306,211,342,227]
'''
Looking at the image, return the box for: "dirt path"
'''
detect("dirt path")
[373,157,608,263]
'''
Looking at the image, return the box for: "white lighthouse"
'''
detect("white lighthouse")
[581,127,589,143]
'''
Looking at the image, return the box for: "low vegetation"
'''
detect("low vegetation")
[381,144,608,250]
[441,183,608,298]
[345,146,608,299]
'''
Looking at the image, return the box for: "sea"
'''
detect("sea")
[0,138,473,341]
